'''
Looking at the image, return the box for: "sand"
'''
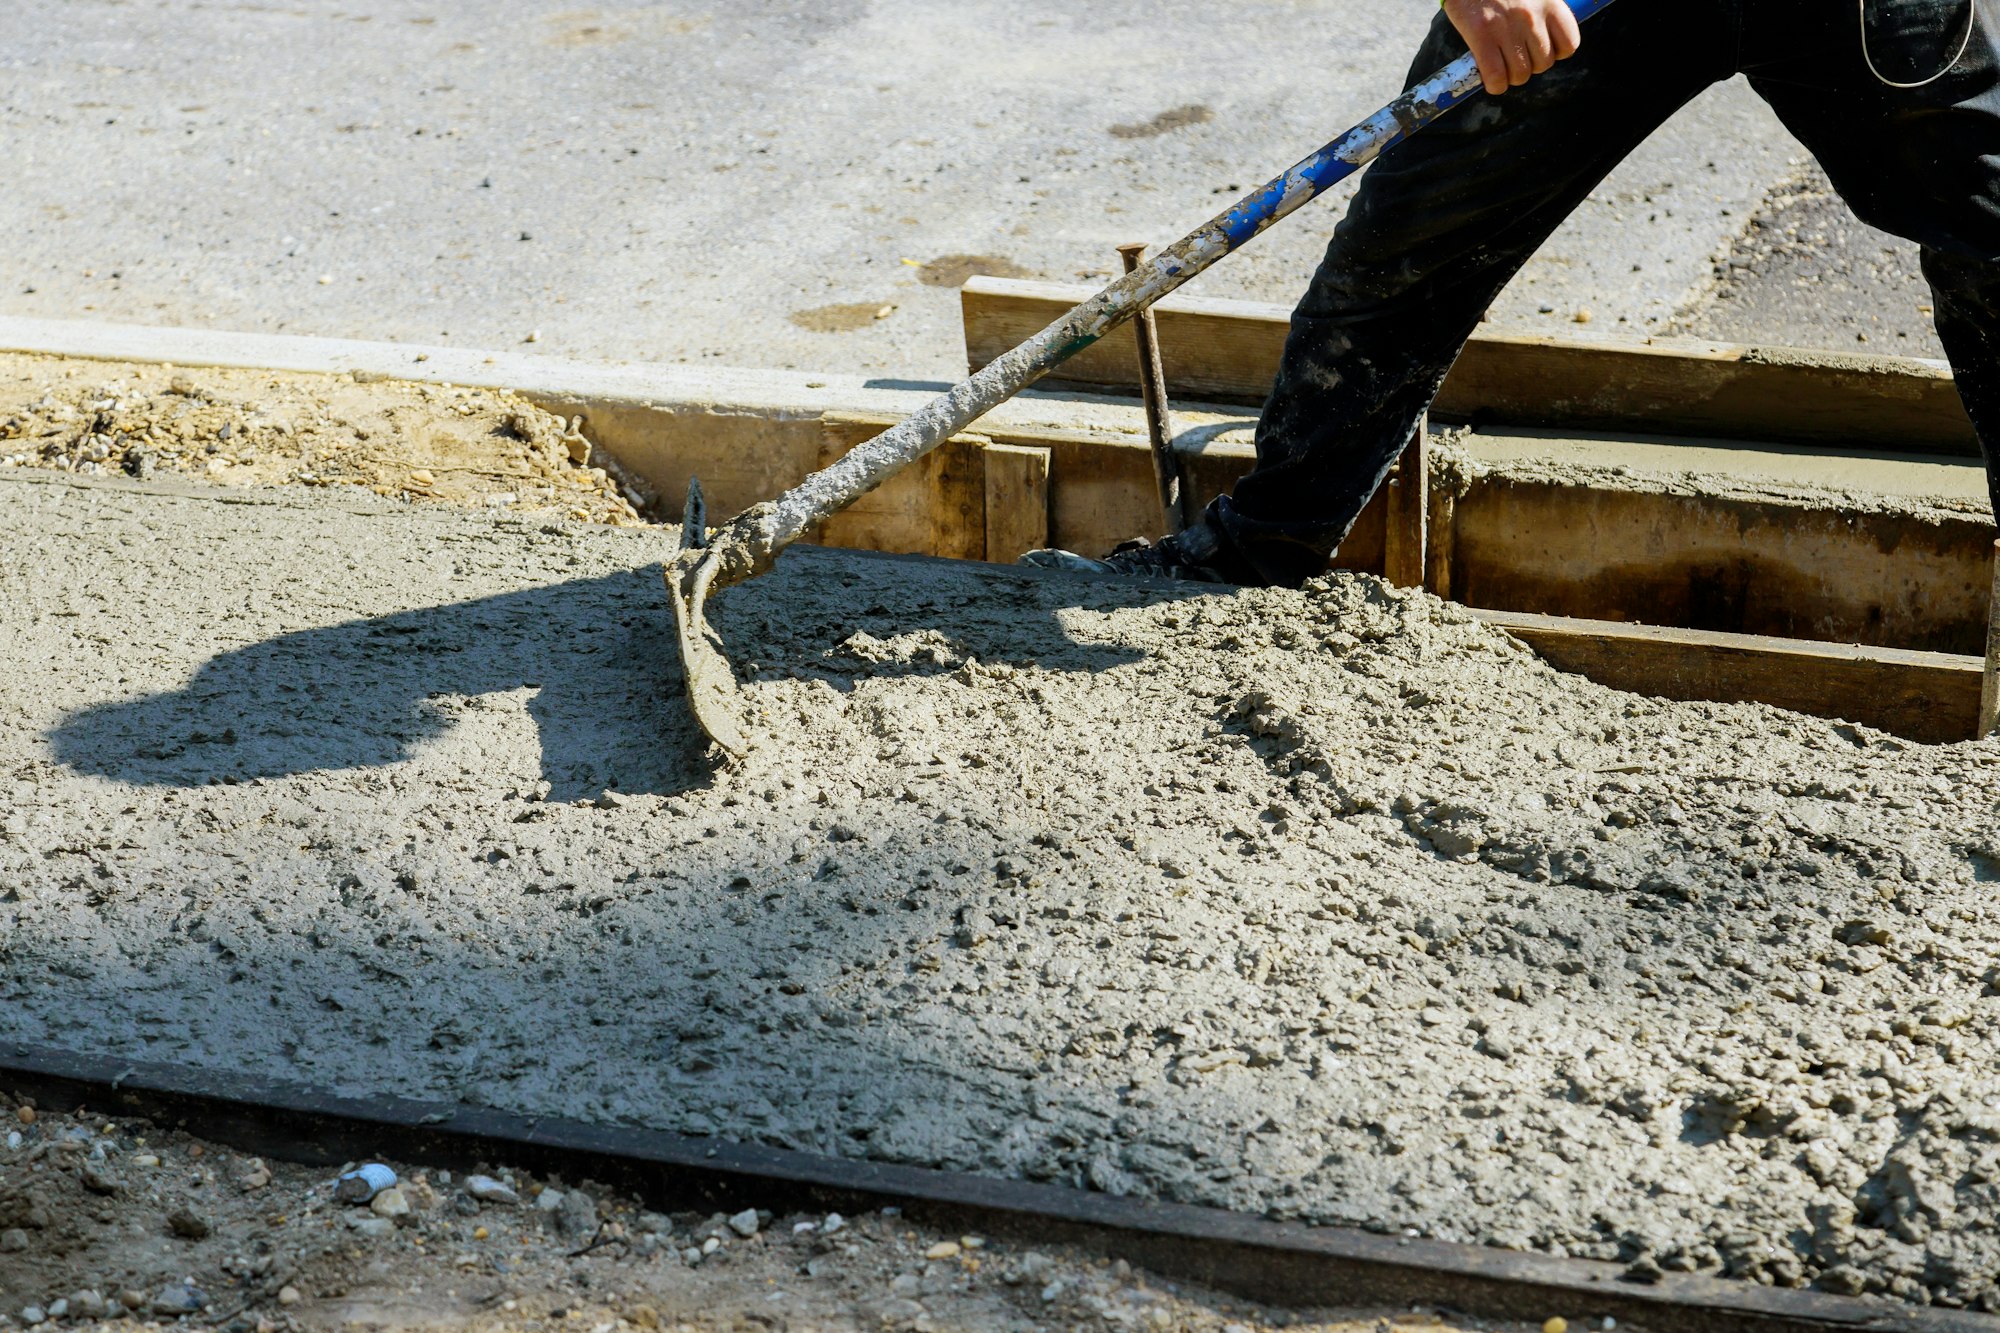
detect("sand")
[4,469,2000,1311]
[0,353,649,526]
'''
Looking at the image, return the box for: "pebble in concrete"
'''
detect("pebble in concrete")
[65,1291,108,1321]
[555,1191,598,1239]
[166,1209,211,1240]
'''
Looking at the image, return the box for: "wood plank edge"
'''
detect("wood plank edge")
[1476,609,1979,742]
[961,277,1956,385]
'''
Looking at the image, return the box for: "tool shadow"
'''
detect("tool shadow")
[46,552,1194,800]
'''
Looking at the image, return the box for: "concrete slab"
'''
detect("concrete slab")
[7,470,2000,1308]
[1460,425,1989,508]
[1671,164,1942,360]
[1,0,1798,375]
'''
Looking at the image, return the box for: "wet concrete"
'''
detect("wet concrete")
[7,470,2000,1309]
[1671,163,1942,358]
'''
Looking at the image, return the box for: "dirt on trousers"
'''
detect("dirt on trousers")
[1,1098,1526,1333]
[1,365,1999,1316]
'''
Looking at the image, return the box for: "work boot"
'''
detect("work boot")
[1018,519,1244,584]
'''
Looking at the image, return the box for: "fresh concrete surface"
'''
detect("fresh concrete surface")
[3,0,1826,378]
[8,470,2000,1306]
[1460,425,1989,509]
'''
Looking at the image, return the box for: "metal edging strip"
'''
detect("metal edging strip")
[3,1042,1987,1333]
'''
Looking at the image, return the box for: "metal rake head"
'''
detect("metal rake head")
[665,477,749,757]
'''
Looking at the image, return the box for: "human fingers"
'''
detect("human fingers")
[1498,14,1536,86]
[1514,7,1557,74]
[1548,0,1582,60]
[1468,29,1513,95]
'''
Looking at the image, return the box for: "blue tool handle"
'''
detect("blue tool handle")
[1216,0,1621,252]
[722,0,1622,566]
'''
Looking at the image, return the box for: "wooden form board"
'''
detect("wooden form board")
[812,410,1986,740]
[983,444,1054,564]
[818,412,1395,577]
[1475,609,1982,744]
[963,278,1978,455]
[1383,421,1427,590]
[816,414,1048,563]
[1452,476,1998,655]
[19,1039,1995,1333]
[1984,540,2000,740]
[818,409,1997,654]
[800,417,1984,741]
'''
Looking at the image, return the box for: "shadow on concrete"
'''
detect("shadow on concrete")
[45,549,1187,802]
[48,568,708,802]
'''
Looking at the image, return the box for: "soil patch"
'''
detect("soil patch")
[544,11,711,47]
[1109,105,1214,140]
[0,353,650,526]
[1666,165,1942,358]
[914,255,1032,289]
[790,303,897,333]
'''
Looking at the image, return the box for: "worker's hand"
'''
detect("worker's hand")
[1443,0,1582,95]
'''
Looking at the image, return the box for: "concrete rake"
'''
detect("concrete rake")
[667,0,1618,756]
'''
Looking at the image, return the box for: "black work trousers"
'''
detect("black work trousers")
[1213,0,2000,587]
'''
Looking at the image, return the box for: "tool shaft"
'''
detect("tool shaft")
[726,0,1621,564]
[1119,242,1186,535]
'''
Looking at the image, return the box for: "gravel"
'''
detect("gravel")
[463,1174,521,1206]
[0,353,648,526]
[148,1282,207,1316]
[555,1190,599,1240]
[0,1098,1505,1333]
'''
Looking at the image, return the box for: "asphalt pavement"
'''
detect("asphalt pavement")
[0,0,1935,374]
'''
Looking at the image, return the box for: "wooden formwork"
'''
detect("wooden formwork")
[11,1040,1994,1333]
[933,278,1999,743]
[806,415,1987,744]
[3,311,1991,743]
[959,276,1978,454]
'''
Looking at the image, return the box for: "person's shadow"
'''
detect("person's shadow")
[48,568,715,802]
[46,550,1174,801]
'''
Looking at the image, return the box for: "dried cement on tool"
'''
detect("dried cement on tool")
[4,472,2000,1310]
